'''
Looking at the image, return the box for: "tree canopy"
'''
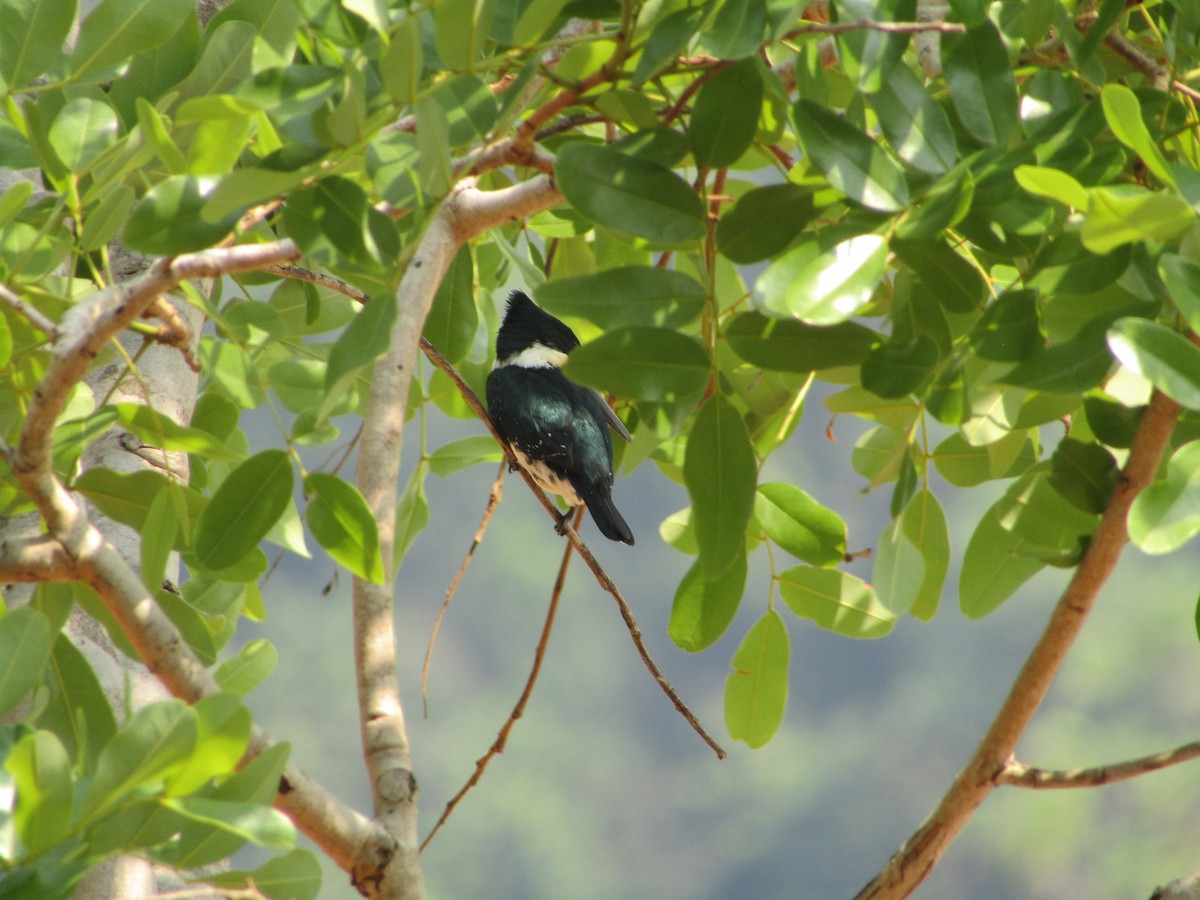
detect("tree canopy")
[3,0,1200,897]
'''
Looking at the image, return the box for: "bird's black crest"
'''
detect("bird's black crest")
[496,290,580,359]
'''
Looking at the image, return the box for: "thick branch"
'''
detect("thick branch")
[999,740,1200,789]
[6,239,390,883]
[351,172,564,897]
[855,389,1181,899]
[0,533,78,581]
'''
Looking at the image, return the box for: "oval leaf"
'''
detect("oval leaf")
[684,396,757,576]
[564,326,709,404]
[1129,441,1200,554]
[792,99,909,212]
[689,58,762,168]
[555,142,707,243]
[777,567,894,638]
[194,450,294,571]
[0,607,53,716]
[755,483,846,566]
[305,473,384,584]
[724,610,789,749]
[1108,318,1200,410]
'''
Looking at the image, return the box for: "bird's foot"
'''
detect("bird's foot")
[553,509,572,536]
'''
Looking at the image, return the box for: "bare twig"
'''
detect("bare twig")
[855,389,1182,899]
[0,282,58,336]
[422,462,506,716]
[420,505,580,851]
[999,740,1200,789]
[787,17,965,38]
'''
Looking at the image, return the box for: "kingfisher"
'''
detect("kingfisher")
[485,290,634,545]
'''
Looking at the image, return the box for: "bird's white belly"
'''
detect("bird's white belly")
[512,447,582,506]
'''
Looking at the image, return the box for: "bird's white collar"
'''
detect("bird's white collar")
[495,342,568,369]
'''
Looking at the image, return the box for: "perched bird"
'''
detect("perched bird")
[486,290,634,545]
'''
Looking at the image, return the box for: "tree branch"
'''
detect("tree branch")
[5,239,398,886]
[855,388,1182,899]
[351,171,565,897]
[998,739,1200,789]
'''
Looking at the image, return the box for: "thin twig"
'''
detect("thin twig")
[999,740,1200,790]
[0,282,58,336]
[422,462,506,716]
[420,505,580,851]
[787,18,966,38]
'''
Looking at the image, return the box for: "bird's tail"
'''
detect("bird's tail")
[580,487,634,545]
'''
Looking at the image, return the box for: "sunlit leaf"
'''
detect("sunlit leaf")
[778,567,894,638]
[724,610,788,748]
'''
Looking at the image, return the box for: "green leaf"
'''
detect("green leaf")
[125,175,244,255]
[423,245,476,363]
[305,473,385,584]
[941,21,1019,145]
[381,14,423,103]
[869,56,957,175]
[194,450,294,571]
[140,486,178,593]
[716,183,814,264]
[536,266,705,330]
[1158,254,1200,337]
[322,293,397,419]
[792,100,909,212]
[778,566,895,638]
[215,639,278,697]
[1081,187,1194,254]
[166,692,251,796]
[283,176,398,270]
[892,237,985,313]
[202,340,265,409]
[632,7,702,86]
[700,0,766,60]
[755,233,889,325]
[725,312,877,371]
[689,58,762,168]
[669,553,747,652]
[1049,438,1119,515]
[394,466,429,569]
[428,436,503,477]
[48,98,118,175]
[79,700,197,823]
[215,848,323,900]
[112,403,241,460]
[969,289,1042,362]
[959,498,1045,618]
[1014,164,1088,209]
[555,142,707,244]
[755,483,845,566]
[70,0,194,78]
[165,797,295,850]
[0,0,74,88]
[434,0,493,70]
[1108,318,1200,410]
[175,743,291,869]
[897,488,949,620]
[994,466,1098,558]
[860,335,938,399]
[7,730,73,854]
[37,635,118,771]
[564,327,709,404]
[684,396,757,576]
[1101,83,1173,186]
[1129,441,1200,554]
[80,184,135,253]
[0,608,53,716]
[724,610,788,749]
[1002,320,1114,394]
